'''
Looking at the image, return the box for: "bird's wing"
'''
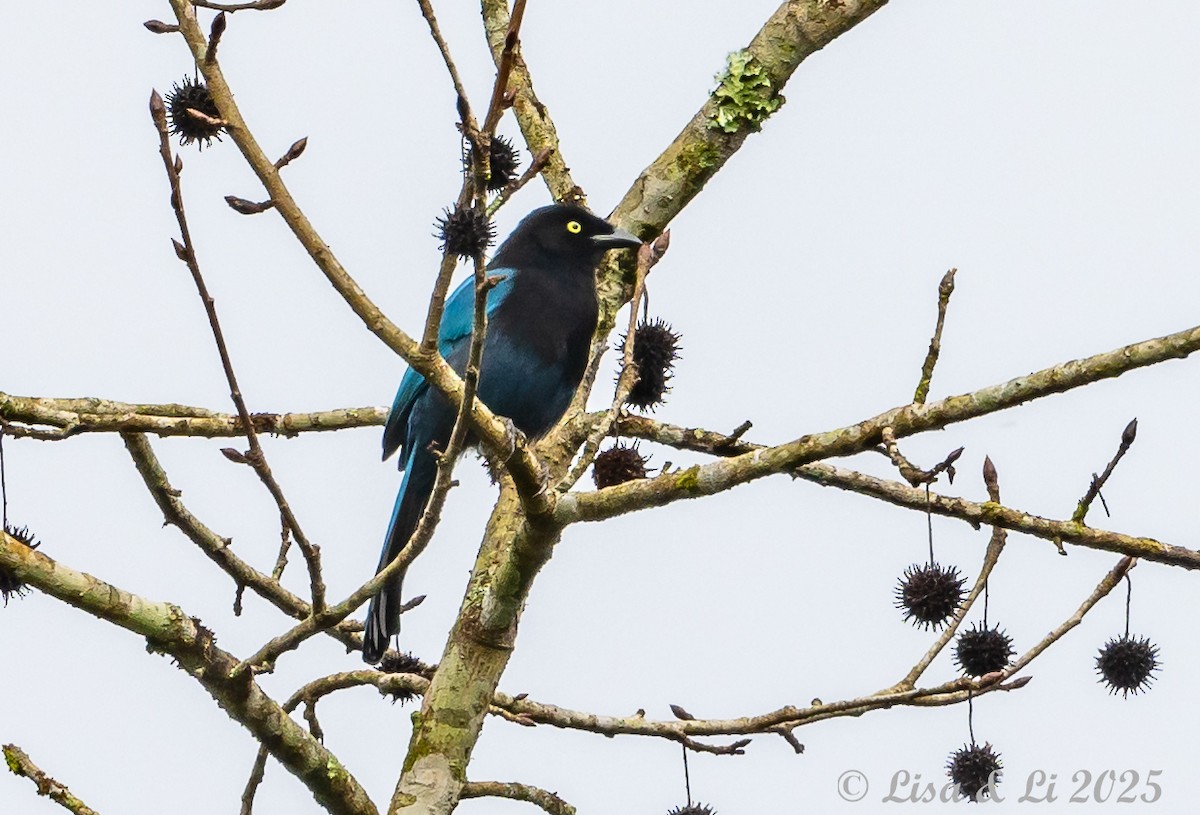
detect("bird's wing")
[382,268,518,462]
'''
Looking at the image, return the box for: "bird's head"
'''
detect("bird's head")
[493,204,642,269]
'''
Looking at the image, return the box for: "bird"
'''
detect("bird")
[363,203,642,663]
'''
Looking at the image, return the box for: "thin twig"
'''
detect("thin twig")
[480,0,579,203]
[560,322,1200,527]
[149,88,326,612]
[192,0,286,10]
[486,674,1025,745]
[234,551,431,674]
[0,392,385,438]
[613,414,1200,569]
[913,268,956,404]
[240,669,431,814]
[239,746,269,815]
[415,0,472,119]
[417,0,527,353]
[164,0,550,510]
[1073,418,1138,523]
[2,744,101,815]
[559,232,668,490]
[121,433,374,657]
[889,457,1008,692]
[461,781,576,815]
[487,146,553,216]
[879,426,963,487]
[1006,557,1135,675]
[0,539,377,815]
[480,0,527,136]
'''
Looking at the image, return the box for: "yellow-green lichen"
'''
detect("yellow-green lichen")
[325,756,348,784]
[709,50,783,133]
[678,139,721,174]
[674,466,702,493]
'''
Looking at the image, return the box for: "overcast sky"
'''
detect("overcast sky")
[4,2,1200,813]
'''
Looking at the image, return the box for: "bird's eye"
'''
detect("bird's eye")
[566,220,582,234]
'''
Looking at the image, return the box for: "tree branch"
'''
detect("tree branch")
[460,781,576,815]
[480,0,580,204]
[149,88,325,610]
[0,392,384,438]
[2,744,102,815]
[564,322,1200,527]
[120,432,374,654]
[617,414,1200,569]
[164,0,549,512]
[913,268,957,404]
[0,530,377,815]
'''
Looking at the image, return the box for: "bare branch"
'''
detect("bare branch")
[1073,418,1138,523]
[0,531,377,815]
[559,233,666,490]
[2,744,101,815]
[415,0,473,120]
[480,0,527,136]
[616,415,1200,569]
[481,0,580,203]
[149,87,326,611]
[879,425,963,486]
[192,0,286,10]
[487,146,553,216]
[888,458,1007,692]
[0,392,384,438]
[234,540,433,674]
[609,0,888,238]
[487,675,1025,745]
[461,781,576,815]
[164,0,549,509]
[913,268,956,404]
[563,322,1200,527]
[1006,557,1135,674]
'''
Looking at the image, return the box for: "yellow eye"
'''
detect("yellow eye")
[566,220,582,234]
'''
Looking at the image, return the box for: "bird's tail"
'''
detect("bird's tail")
[363,445,438,663]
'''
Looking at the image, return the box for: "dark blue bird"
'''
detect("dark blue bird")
[363,204,641,663]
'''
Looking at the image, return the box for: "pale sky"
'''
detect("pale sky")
[4,2,1200,813]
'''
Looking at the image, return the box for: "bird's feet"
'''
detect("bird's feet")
[500,417,527,462]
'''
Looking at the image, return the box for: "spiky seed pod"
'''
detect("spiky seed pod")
[1,524,40,605]
[435,204,495,259]
[376,650,431,676]
[466,135,522,191]
[895,563,965,630]
[376,651,433,704]
[667,804,717,815]
[1096,634,1160,697]
[592,442,650,489]
[954,623,1014,677]
[623,318,682,411]
[947,742,1003,802]
[164,76,224,148]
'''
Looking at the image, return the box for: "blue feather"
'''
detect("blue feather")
[382,269,517,463]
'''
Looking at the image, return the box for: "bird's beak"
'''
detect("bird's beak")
[591,226,642,250]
